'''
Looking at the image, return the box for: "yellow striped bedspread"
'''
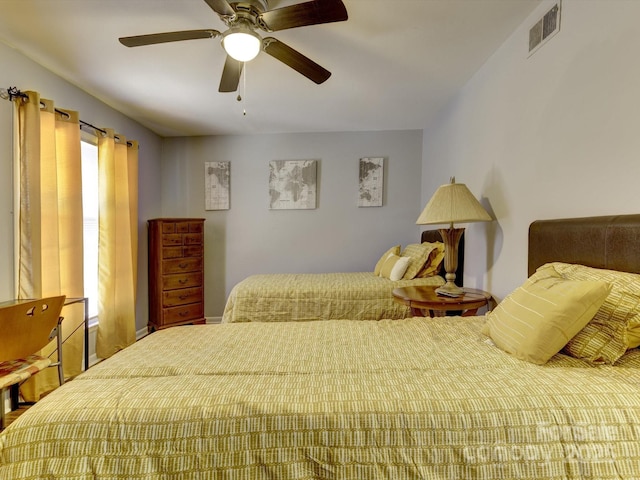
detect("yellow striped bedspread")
[222,271,444,323]
[2,318,640,479]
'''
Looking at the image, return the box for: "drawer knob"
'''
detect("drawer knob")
[179,279,188,284]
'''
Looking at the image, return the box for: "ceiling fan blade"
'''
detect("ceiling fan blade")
[119,29,219,47]
[263,38,331,84]
[203,0,235,17]
[259,0,347,32]
[219,56,244,92]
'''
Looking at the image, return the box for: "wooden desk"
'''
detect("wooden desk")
[392,286,493,317]
[0,297,89,370]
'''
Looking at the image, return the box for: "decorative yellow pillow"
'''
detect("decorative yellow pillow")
[400,242,442,280]
[549,262,640,363]
[374,245,401,276]
[416,242,445,278]
[627,320,640,349]
[482,265,610,365]
[380,254,411,281]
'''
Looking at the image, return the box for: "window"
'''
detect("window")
[81,138,99,320]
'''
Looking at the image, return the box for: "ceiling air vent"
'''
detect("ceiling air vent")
[528,2,561,56]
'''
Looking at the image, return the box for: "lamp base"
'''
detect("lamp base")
[436,227,465,297]
[436,282,464,297]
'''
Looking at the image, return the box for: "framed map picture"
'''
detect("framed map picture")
[269,160,317,210]
[358,157,384,207]
[205,161,230,210]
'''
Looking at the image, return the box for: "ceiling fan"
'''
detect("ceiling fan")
[119,0,348,93]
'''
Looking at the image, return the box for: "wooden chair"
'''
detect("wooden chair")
[0,296,66,429]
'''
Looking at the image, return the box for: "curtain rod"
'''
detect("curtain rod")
[1,86,134,147]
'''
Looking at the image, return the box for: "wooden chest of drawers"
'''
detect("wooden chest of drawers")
[148,218,205,331]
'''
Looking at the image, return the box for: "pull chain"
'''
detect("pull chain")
[236,63,247,116]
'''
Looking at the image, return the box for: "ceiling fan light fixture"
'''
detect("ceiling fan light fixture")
[222,26,261,62]
[119,0,349,93]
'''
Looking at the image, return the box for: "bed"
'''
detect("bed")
[221,230,458,323]
[2,214,640,479]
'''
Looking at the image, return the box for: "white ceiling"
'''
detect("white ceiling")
[0,0,540,137]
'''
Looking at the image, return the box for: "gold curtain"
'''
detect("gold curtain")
[95,130,138,359]
[16,91,85,401]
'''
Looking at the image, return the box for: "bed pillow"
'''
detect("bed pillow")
[416,242,445,278]
[374,245,401,276]
[400,242,442,280]
[548,262,640,363]
[380,254,411,281]
[482,265,610,365]
[627,325,640,349]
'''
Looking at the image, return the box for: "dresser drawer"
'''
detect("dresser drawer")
[162,246,184,259]
[163,234,184,246]
[163,257,203,274]
[184,245,203,257]
[189,222,204,233]
[183,233,203,245]
[163,287,203,307]
[162,222,176,234]
[163,303,204,323]
[163,272,203,290]
[175,222,190,233]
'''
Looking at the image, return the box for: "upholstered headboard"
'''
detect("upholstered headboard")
[421,229,464,287]
[528,214,640,277]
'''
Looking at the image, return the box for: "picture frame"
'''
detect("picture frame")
[204,161,230,210]
[269,160,318,210]
[358,157,384,207]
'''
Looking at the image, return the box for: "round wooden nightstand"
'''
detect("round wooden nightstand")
[392,285,494,317]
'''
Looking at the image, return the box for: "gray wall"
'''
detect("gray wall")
[161,130,425,317]
[0,40,163,332]
[422,0,640,302]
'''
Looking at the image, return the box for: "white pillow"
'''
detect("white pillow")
[380,254,411,281]
[374,245,401,275]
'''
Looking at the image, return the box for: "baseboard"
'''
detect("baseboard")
[136,326,149,339]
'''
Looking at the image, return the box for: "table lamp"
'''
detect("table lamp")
[416,177,491,297]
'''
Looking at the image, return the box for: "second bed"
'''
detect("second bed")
[222,230,457,323]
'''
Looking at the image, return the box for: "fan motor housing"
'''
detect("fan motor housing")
[231,0,268,14]
[227,1,269,31]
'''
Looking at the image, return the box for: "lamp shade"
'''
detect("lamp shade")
[222,27,261,62]
[416,178,491,226]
